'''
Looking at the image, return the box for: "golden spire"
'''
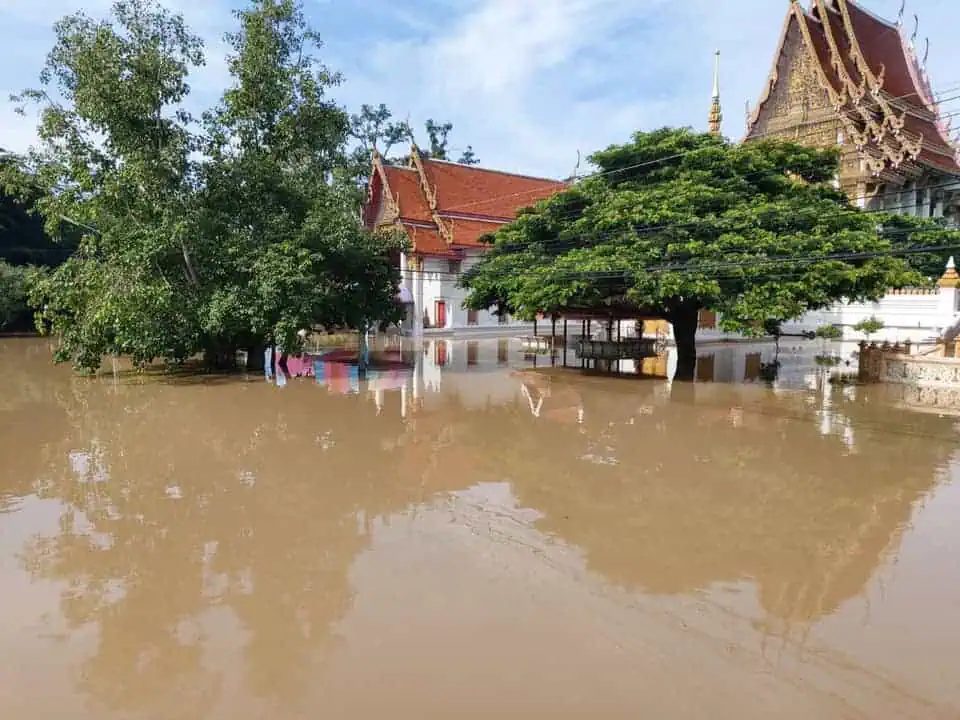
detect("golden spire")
[708,50,722,135]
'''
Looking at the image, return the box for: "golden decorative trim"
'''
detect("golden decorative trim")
[835,0,903,130]
[408,144,439,212]
[744,7,797,138]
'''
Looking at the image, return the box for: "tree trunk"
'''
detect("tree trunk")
[671,305,699,382]
[204,342,238,371]
[245,342,267,371]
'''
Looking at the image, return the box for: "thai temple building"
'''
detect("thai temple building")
[365,0,960,344]
[706,0,960,345]
[743,0,960,219]
[363,144,566,335]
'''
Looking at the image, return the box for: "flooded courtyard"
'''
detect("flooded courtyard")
[2,336,959,718]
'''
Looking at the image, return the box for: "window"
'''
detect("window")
[698,309,717,330]
[467,308,478,326]
[448,259,461,275]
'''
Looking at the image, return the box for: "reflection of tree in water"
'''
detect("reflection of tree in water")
[452,375,957,634]
[11,354,430,715]
[7,336,960,712]
[0,339,74,512]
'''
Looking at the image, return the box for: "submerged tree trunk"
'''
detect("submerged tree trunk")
[670,305,699,382]
[204,343,239,371]
[245,342,267,371]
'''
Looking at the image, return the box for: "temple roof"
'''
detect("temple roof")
[365,146,567,257]
[746,0,960,178]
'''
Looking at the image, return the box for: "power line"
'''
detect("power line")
[401,238,960,285]
[408,174,960,266]
[432,88,960,216]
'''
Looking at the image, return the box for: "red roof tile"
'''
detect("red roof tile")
[841,0,915,101]
[420,159,566,219]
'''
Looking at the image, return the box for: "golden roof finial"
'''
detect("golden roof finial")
[939,256,959,288]
[708,50,722,135]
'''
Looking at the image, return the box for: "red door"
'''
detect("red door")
[435,301,447,328]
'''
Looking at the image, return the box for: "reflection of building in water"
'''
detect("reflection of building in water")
[3,337,958,717]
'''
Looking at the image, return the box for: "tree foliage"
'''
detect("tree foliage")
[1,153,76,266]
[4,0,404,370]
[815,324,843,341]
[462,128,940,380]
[0,261,41,330]
[347,105,479,185]
[852,315,884,338]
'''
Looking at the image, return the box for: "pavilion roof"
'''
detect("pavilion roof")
[364,146,567,257]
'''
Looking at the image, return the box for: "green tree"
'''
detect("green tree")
[197,0,403,364]
[5,0,403,370]
[0,262,45,330]
[852,315,884,340]
[461,128,926,381]
[815,324,843,341]
[1,152,76,266]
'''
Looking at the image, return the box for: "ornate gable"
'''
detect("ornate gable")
[746,0,960,194]
[748,12,834,137]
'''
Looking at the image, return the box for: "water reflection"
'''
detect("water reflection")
[1,337,959,718]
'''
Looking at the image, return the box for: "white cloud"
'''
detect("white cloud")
[0,0,234,154]
[3,0,960,177]
[332,0,960,177]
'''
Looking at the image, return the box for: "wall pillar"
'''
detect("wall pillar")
[412,255,424,340]
[904,182,917,217]
[934,191,945,218]
[919,186,931,219]
[937,257,960,330]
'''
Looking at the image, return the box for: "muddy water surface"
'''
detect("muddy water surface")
[2,337,959,719]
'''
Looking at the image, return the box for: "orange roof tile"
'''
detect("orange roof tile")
[447,217,502,247]
[382,165,433,223]
[421,159,567,219]
[405,225,456,257]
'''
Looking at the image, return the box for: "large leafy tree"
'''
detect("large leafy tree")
[3,0,402,370]
[197,0,403,364]
[2,0,206,369]
[462,128,942,380]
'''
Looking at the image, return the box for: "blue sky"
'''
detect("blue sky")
[2,0,958,178]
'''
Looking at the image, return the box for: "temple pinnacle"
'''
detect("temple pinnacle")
[708,50,722,135]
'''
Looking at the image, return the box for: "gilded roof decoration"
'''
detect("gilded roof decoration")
[746,0,960,181]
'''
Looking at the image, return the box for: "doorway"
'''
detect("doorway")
[435,301,447,328]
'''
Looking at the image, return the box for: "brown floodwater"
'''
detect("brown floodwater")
[2,336,959,719]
